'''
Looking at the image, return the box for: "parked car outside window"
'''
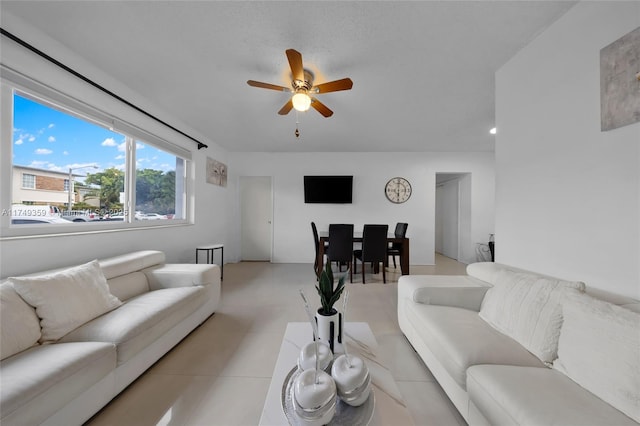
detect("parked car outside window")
[61,210,98,222]
[11,216,72,225]
[140,213,168,220]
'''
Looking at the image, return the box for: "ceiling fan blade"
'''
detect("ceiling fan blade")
[278,99,294,115]
[313,78,353,94]
[286,49,304,82]
[310,98,333,117]
[247,80,290,92]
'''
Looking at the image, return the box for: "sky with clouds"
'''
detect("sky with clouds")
[12,93,176,178]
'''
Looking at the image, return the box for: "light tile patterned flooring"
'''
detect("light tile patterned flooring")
[87,255,468,426]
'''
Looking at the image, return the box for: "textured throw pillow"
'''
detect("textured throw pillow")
[10,260,122,342]
[554,292,640,423]
[479,269,585,364]
[0,283,41,359]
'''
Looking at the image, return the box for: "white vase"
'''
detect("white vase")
[315,308,343,354]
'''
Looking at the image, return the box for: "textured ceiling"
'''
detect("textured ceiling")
[1,1,575,153]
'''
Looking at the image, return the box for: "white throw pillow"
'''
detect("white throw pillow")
[479,269,585,364]
[0,283,41,359]
[10,260,122,342]
[554,292,640,423]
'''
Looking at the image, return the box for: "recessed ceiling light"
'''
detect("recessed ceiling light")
[489,127,497,135]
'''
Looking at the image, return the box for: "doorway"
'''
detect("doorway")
[435,173,471,262]
[240,176,273,261]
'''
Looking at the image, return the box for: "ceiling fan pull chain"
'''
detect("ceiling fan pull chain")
[295,111,301,138]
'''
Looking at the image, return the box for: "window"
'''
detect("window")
[3,82,190,232]
[135,141,185,220]
[22,173,35,189]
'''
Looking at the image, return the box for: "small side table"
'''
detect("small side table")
[196,243,224,280]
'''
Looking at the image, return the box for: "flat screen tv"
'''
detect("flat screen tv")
[304,175,353,204]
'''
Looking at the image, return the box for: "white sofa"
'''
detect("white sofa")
[398,262,640,426]
[0,250,221,426]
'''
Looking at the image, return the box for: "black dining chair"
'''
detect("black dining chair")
[388,222,408,269]
[311,222,321,278]
[353,224,389,284]
[327,224,354,283]
[311,222,330,279]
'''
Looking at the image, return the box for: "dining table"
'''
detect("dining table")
[317,230,410,276]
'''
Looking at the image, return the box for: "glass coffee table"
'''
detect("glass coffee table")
[259,322,414,425]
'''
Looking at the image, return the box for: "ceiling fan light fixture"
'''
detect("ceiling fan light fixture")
[292,92,311,112]
[247,49,351,118]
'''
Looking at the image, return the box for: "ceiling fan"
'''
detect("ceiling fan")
[247,49,353,118]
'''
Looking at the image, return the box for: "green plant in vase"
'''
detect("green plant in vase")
[315,262,347,353]
[315,262,347,315]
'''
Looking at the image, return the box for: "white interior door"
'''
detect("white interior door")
[435,178,459,260]
[240,176,272,261]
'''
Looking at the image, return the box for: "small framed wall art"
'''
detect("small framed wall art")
[206,157,227,187]
[600,26,640,131]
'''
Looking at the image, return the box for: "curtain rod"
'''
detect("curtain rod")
[0,27,208,150]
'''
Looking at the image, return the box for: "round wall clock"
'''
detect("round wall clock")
[385,177,412,204]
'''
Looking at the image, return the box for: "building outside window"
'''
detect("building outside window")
[13,166,70,207]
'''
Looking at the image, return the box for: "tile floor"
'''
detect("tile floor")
[86,255,468,426]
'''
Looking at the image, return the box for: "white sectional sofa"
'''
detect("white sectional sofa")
[398,262,640,426]
[0,250,221,426]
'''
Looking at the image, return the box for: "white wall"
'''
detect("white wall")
[495,2,640,298]
[0,13,232,277]
[228,152,495,266]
